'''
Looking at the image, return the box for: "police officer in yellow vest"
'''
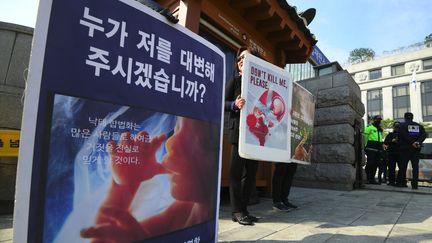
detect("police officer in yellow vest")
[364,115,384,184]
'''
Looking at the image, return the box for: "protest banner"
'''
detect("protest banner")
[238,54,292,162]
[290,82,315,164]
[13,1,225,242]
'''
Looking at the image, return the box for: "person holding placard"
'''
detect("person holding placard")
[225,46,260,225]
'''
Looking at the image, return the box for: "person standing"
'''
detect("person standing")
[364,115,384,184]
[225,46,259,225]
[272,163,299,211]
[377,149,388,184]
[383,121,400,186]
[396,112,427,189]
[272,128,311,211]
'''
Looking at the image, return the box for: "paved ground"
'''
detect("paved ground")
[0,214,12,243]
[1,184,431,243]
[218,184,432,243]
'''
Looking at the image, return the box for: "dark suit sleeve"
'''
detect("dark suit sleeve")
[384,133,393,145]
[225,77,235,112]
[418,125,427,144]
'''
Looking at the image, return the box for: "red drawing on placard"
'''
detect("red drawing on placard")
[246,89,285,146]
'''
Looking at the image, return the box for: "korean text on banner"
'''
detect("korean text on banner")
[13,1,225,243]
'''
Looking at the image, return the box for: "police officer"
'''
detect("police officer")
[383,122,400,186]
[396,112,427,189]
[364,115,384,184]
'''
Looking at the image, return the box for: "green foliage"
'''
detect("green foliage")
[381,120,432,138]
[420,122,432,137]
[381,119,396,130]
[381,119,397,137]
[348,48,375,64]
[377,119,432,138]
[299,126,313,144]
[426,33,432,47]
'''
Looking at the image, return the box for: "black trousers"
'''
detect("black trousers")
[272,162,297,204]
[387,153,399,184]
[397,151,420,186]
[377,154,387,182]
[365,150,380,181]
[229,144,258,214]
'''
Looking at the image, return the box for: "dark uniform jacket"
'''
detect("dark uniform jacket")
[224,75,242,144]
[384,132,399,154]
[398,120,427,152]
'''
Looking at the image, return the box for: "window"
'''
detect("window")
[424,59,432,70]
[392,85,410,121]
[318,66,333,76]
[367,89,382,118]
[422,80,432,121]
[369,69,382,80]
[285,62,315,82]
[391,64,405,76]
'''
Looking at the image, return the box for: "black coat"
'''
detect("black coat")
[398,120,427,152]
[224,75,242,144]
[384,132,399,154]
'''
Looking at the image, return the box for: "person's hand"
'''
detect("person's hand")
[81,207,148,243]
[235,95,245,110]
[383,144,389,150]
[109,131,167,186]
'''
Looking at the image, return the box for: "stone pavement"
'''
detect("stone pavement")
[218,185,432,243]
[0,214,12,243]
[1,185,431,243]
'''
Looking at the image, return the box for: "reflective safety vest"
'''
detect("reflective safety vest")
[364,124,383,148]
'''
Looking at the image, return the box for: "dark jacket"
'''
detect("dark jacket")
[398,120,427,152]
[384,132,399,154]
[225,75,242,144]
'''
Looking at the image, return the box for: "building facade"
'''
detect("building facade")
[286,45,330,82]
[346,46,432,124]
[0,21,32,213]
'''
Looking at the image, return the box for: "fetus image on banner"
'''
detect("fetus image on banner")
[43,94,219,243]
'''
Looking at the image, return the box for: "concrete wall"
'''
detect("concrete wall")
[0,22,33,212]
[294,71,365,190]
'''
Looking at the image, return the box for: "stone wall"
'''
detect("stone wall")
[294,71,365,190]
[0,22,33,212]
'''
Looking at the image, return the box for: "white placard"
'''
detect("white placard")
[238,54,292,162]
